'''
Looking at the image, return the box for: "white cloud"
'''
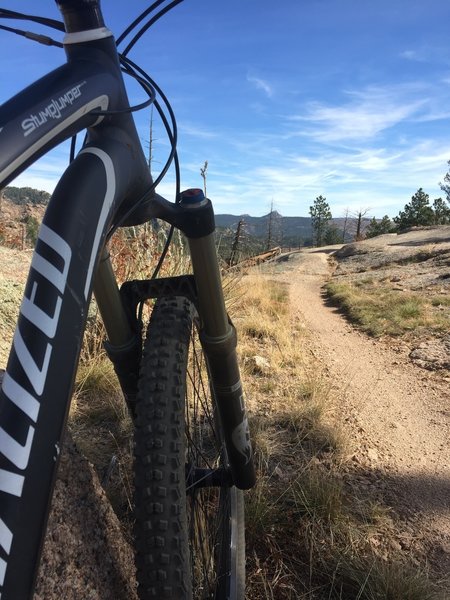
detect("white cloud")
[10,81,450,220]
[247,75,273,98]
[12,174,57,193]
[178,122,218,139]
[288,85,427,143]
[202,137,450,218]
[10,150,71,193]
[400,49,424,62]
[399,46,450,66]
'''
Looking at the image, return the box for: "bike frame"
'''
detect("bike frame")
[0,2,255,598]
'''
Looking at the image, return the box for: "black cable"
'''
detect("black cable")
[116,0,166,46]
[90,97,166,237]
[89,69,156,115]
[69,135,77,163]
[121,0,184,57]
[104,4,184,238]
[0,8,64,31]
[1,2,185,277]
[0,23,62,47]
[104,93,178,237]
[150,225,175,279]
[111,55,181,276]
[105,65,181,275]
[120,55,179,190]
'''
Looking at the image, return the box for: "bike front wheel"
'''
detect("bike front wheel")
[133,296,245,599]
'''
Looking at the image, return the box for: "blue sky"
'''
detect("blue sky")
[2,0,450,218]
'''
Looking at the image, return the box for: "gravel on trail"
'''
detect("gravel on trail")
[264,244,450,580]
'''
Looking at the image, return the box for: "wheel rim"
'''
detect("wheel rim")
[185,324,233,600]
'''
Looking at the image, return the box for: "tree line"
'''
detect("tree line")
[2,186,51,205]
[309,162,450,246]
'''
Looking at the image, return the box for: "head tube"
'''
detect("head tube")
[55,0,105,33]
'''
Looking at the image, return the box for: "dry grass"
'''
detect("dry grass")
[230,272,308,397]
[70,223,191,529]
[69,246,446,598]
[0,278,24,364]
[325,280,450,337]
[231,272,446,600]
[2,226,444,597]
[334,558,444,600]
[110,224,190,284]
[70,358,134,529]
[1,216,447,596]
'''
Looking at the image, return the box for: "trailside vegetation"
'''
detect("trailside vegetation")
[309,195,332,247]
[2,186,50,205]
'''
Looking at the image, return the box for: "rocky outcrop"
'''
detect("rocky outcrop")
[409,335,450,371]
[0,368,137,599]
[35,433,138,600]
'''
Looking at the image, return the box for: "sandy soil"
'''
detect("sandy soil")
[265,247,450,580]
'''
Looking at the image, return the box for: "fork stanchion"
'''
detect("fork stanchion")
[180,189,256,490]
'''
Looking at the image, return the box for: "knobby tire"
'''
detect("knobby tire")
[133,296,245,599]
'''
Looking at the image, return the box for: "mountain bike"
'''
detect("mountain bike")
[0,1,256,598]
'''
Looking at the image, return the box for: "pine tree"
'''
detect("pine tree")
[309,195,331,246]
[432,197,450,224]
[365,215,394,238]
[439,161,450,204]
[394,188,434,229]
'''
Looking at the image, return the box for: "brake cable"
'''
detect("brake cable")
[0,1,186,277]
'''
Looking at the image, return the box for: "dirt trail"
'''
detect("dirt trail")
[266,249,450,576]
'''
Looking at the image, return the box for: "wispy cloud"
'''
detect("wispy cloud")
[288,85,427,143]
[198,137,450,218]
[247,75,274,98]
[178,122,218,139]
[400,46,450,66]
[400,49,426,62]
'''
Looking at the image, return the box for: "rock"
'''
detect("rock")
[334,242,377,258]
[409,336,450,370]
[247,355,271,375]
[0,373,135,598]
[34,433,138,599]
[390,539,402,552]
[367,448,378,461]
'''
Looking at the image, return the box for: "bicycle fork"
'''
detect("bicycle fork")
[184,193,256,491]
[94,189,256,490]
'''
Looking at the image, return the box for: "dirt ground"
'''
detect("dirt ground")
[1,226,450,593]
[264,235,450,583]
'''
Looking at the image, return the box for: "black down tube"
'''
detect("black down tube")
[0,142,133,598]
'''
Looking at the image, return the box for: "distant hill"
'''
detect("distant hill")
[215,212,374,247]
[0,190,47,250]
[2,186,50,205]
[0,186,373,249]
[215,211,313,246]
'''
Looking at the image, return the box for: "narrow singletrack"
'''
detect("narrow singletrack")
[265,248,450,577]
